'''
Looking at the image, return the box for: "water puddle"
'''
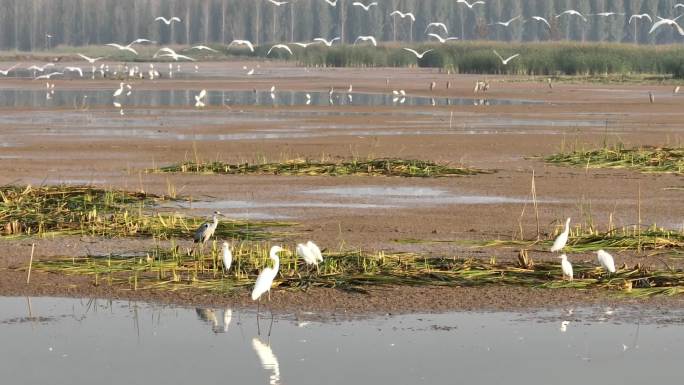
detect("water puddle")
[1,297,682,385]
[0,88,541,109]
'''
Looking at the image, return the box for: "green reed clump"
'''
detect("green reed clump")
[150,158,489,178]
[0,185,293,240]
[27,242,684,297]
[546,144,684,174]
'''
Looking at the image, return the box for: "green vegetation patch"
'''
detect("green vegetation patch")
[546,145,684,174]
[150,158,489,178]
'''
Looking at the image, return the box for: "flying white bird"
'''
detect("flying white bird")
[292,42,316,48]
[677,3,684,9]
[155,47,196,61]
[0,64,18,76]
[246,68,255,75]
[267,44,294,55]
[493,15,521,27]
[457,0,485,9]
[354,35,378,46]
[597,250,616,273]
[155,16,181,25]
[106,43,138,55]
[77,54,103,64]
[34,72,62,80]
[529,16,552,29]
[27,63,54,72]
[556,10,588,22]
[324,0,338,6]
[221,242,232,273]
[390,10,416,22]
[551,218,571,252]
[228,39,255,52]
[425,22,448,34]
[251,246,284,301]
[352,1,377,11]
[195,89,207,107]
[427,33,459,43]
[649,16,684,35]
[267,0,288,5]
[191,45,218,52]
[403,48,433,59]
[559,254,573,281]
[113,82,125,97]
[64,66,84,77]
[629,14,653,23]
[493,50,520,65]
[313,37,341,47]
[593,12,621,17]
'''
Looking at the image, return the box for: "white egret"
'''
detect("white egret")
[551,218,571,252]
[493,15,521,27]
[313,37,340,47]
[228,39,255,52]
[267,44,293,56]
[493,50,520,65]
[34,72,62,80]
[597,250,616,273]
[292,42,316,48]
[0,64,19,76]
[297,243,318,265]
[354,35,378,46]
[629,14,653,23]
[674,86,680,94]
[77,54,104,64]
[155,47,196,61]
[191,45,218,52]
[247,68,255,75]
[252,246,284,301]
[324,0,337,5]
[427,33,459,43]
[677,3,684,9]
[560,321,569,332]
[267,0,288,5]
[457,0,485,9]
[649,16,684,35]
[403,48,433,59]
[106,43,139,55]
[155,16,181,25]
[390,10,416,22]
[592,12,621,17]
[222,242,232,273]
[556,10,588,22]
[529,16,552,29]
[425,22,448,34]
[352,1,378,11]
[113,82,125,97]
[306,241,323,263]
[27,63,54,73]
[64,66,84,77]
[194,211,222,244]
[195,89,207,107]
[559,254,573,281]
[252,338,281,382]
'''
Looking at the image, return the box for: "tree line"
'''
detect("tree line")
[1,0,683,51]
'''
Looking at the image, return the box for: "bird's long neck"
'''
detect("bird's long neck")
[563,219,570,234]
[269,252,280,272]
[213,214,219,226]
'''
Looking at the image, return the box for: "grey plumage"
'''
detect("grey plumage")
[193,211,221,243]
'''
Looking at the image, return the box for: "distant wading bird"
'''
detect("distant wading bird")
[195,89,207,107]
[559,254,573,281]
[251,246,285,329]
[550,218,571,252]
[597,249,616,273]
[222,242,232,273]
[193,211,222,244]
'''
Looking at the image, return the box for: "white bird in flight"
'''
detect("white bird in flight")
[64,66,84,77]
[34,72,62,80]
[593,12,621,17]
[155,16,181,25]
[403,48,433,59]
[457,0,485,9]
[649,16,684,35]
[493,50,520,65]
[324,0,337,6]
[556,10,588,22]
[251,246,284,301]
[106,43,139,55]
[529,16,552,29]
[354,35,378,46]
[267,44,294,55]
[293,42,316,48]
[390,10,416,22]
[267,0,288,5]
[597,250,616,273]
[156,47,196,61]
[550,218,571,252]
[195,89,207,107]
[0,64,19,76]
[228,39,255,52]
[221,242,232,273]
[425,22,448,34]
[427,33,459,43]
[677,3,684,9]
[559,254,573,281]
[313,37,340,47]
[77,53,104,64]
[352,1,377,11]
[113,82,125,97]
[629,14,653,23]
[493,15,521,27]
[191,45,218,52]
[27,63,54,72]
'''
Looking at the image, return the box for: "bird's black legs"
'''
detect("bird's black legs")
[256,299,261,336]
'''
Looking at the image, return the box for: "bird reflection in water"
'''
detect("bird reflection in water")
[195,308,232,334]
[252,337,281,385]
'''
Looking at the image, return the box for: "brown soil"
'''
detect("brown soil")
[1,62,683,312]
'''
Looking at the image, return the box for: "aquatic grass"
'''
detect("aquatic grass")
[25,242,684,297]
[149,158,490,178]
[546,144,684,174]
[0,185,293,240]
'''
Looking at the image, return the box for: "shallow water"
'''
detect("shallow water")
[1,297,682,385]
[0,88,541,108]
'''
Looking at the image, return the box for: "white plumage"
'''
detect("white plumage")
[597,249,616,273]
[559,254,573,281]
[297,243,318,265]
[551,218,571,252]
[222,242,232,272]
[306,241,323,263]
[251,246,283,301]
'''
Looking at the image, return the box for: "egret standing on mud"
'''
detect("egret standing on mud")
[551,218,571,252]
[597,249,616,273]
[194,211,222,244]
[252,246,284,334]
[222,241,233,273]
[559,254,573,281]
